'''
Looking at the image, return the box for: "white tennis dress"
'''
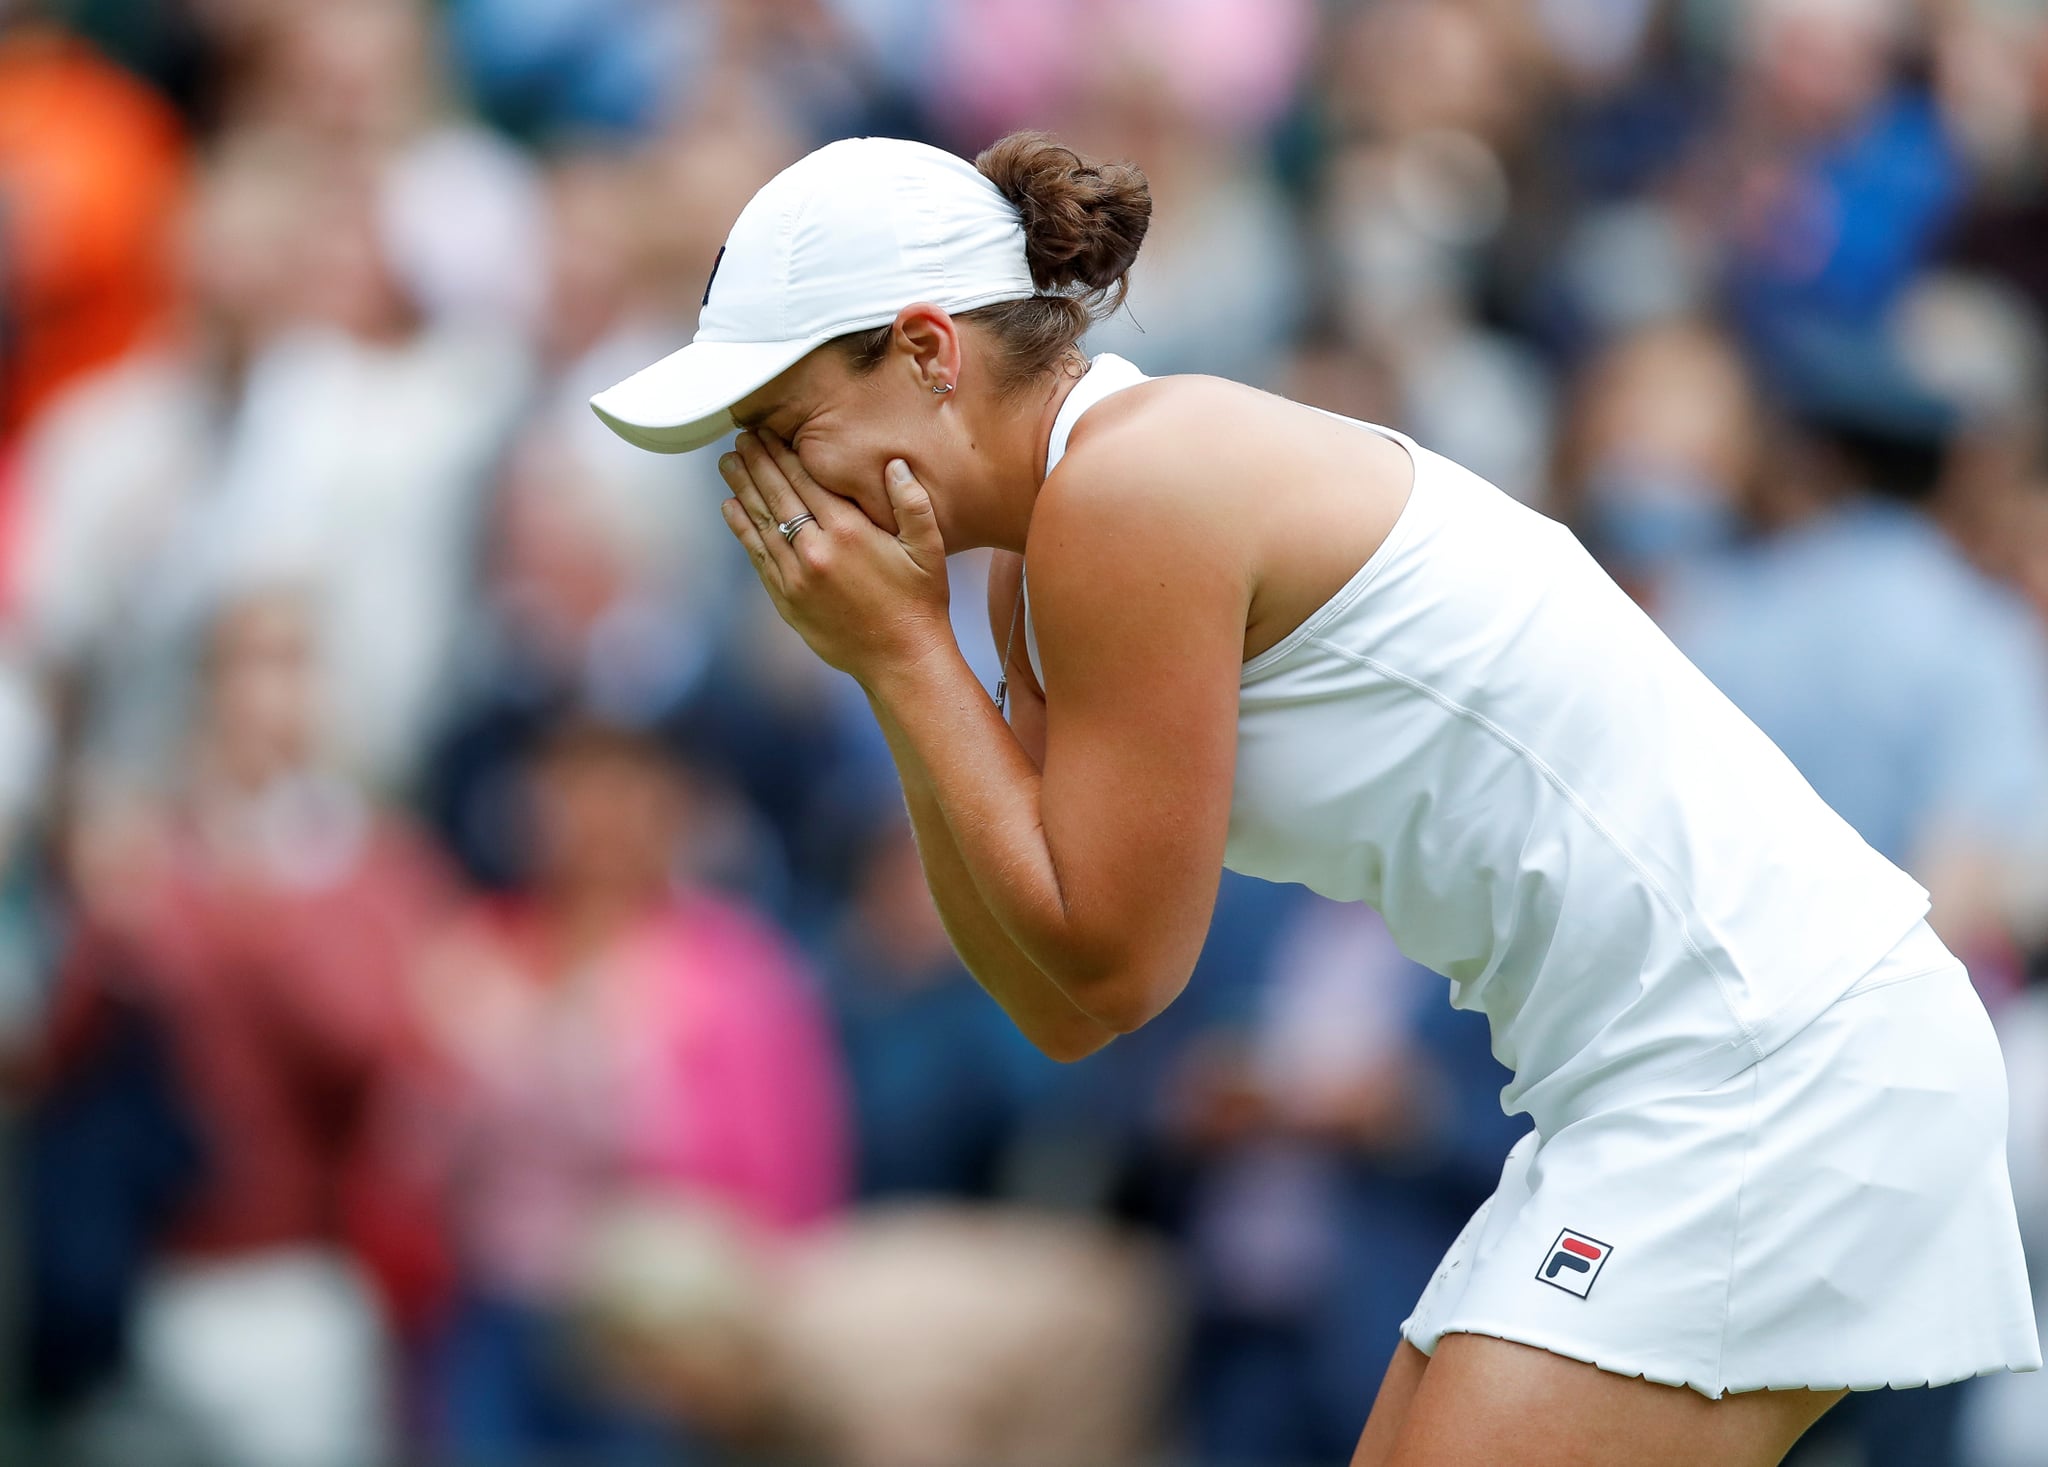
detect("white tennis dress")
[1024,354,2041,1397]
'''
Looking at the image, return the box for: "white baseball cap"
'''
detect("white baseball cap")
[590,137,1039,454]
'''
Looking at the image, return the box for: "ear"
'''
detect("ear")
[890,303,964,396]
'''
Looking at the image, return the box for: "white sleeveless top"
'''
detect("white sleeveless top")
[1024,354,1930,1132]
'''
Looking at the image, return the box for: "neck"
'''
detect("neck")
[973,356,1092,554]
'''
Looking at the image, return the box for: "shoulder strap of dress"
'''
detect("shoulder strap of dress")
[1044,353,1149,478]
[1022,354,1149,698]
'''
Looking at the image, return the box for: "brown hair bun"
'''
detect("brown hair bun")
[975,131,1151,311]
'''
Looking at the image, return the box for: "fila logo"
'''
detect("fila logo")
[1536,1228,1612,1299]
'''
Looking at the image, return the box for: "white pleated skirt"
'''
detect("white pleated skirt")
[1402,920,2042,1398]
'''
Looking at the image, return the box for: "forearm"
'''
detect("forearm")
[865,645,1152,1027]
[866,688,1116,1061]
[716,432,1213,1036]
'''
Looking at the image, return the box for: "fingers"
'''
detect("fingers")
[884,458,945,561]
[758,431,863,535]
[735,431,813,532]
[718,444,773,529]
[720,495,787,598]
[719,445,798,579]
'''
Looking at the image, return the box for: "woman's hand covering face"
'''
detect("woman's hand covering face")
[718,429,955,681]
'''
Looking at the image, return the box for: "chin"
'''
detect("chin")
[851,492,901,536]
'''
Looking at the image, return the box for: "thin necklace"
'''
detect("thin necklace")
[995,350,1088,717]
[995,573,1024,717]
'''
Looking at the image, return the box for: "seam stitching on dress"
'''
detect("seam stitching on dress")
[1835,958,1957,1003]
[1306,637,1764,1054]
[1714,1062,1764,1397]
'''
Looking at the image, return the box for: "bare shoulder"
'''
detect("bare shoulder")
[1028,372,1413,656]
[1053,375,1261,488]
[1022,378,1261,641]
[1043,372,1407,520]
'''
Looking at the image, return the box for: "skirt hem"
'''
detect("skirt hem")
[1401,1317,2043,1401]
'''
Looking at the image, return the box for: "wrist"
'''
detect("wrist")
[860,630,974,709]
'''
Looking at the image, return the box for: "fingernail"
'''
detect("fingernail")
[888,459,910,482]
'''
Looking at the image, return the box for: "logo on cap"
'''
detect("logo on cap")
[1536,1229,1612,1299]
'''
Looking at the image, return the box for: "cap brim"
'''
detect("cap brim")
[589,336,827,454]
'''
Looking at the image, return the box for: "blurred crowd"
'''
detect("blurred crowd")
[4,0,2048,1464]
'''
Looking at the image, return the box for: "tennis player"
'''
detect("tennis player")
[589,133,2040,1467]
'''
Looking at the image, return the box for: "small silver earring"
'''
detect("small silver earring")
[932,382,954,395]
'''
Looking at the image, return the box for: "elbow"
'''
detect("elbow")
[1020,969,1178,1063]
[1034,1017,1117,1064]
[1062,961,1190,1039]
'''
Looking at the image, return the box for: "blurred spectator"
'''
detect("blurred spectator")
[1566,315,2048,1009]
[232,0,552,336]
[821,814,1056,1200]
[156,143,529,793]
[1314,0,1557,500]
[450,0,710,140]
[17,129,530,794]
[933,0,1313,385]
[1071,74,1309,387]
[12,131,306,709]
[570,1195,1183,1467]
[930,0,1312,145]
[1272,328,1402,428]
[1164,896,1524,1467]
[1898,271,2048,630]
[7,1,2048,1461]
[414,714,847,1464]
[20,590,453,1467]
[450,0,898,144]
[1705,0,1963,373]
[418,119,899,907]
[1560,318,1760,599]
[419,445,883,909]
[1941,3,2048,323]
[1657,402,2048,997]
[420,446,732,891]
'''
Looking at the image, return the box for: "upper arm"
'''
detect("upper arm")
[1023,435,1251,1023]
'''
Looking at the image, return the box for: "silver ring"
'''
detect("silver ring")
[778,513,816,545]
